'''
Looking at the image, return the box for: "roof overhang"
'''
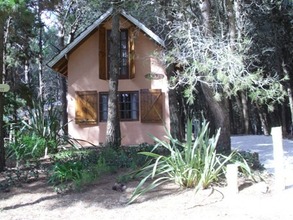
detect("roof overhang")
[47,7,165,76]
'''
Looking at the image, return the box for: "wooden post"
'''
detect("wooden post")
[226,164,238,194]
[271,126,285,192]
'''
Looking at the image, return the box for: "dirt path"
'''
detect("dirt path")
[232,135,293,187]
[1,135,293,220]
[1,172,292,220]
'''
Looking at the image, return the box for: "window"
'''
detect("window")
[107,29,129,79]
[75,91,98,124]
[99,27,135,80]
[99,91,139,121]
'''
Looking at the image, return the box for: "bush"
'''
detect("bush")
[233,151,264,171]
[6,134,49,166]
[128,119,235,204]
[48,153,112,192]
[48,144,160,192]
[6,100,63,165]
[48,148,119,192]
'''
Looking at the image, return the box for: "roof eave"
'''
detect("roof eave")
[47,8,165,73]
[47,7,114,69]
[121,10,165,47]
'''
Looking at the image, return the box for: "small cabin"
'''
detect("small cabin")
[48,8,170,146]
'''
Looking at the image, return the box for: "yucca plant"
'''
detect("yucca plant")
[128,119,235,204]
[6,100,63,164]
[22,100,62,156]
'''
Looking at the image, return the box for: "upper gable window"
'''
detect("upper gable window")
[99,27,135,80]
[107,29,129,79]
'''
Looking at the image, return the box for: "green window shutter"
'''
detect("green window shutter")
[75,91,98,124]
[140,89,163,123]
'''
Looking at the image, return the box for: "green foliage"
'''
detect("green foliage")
[0,0,24,9]
[48,158,110,192]
[232,151,264,171]
[48,143,158,192]
[99,143,156,171]
[128,119,235,204]
[48,149,112,192]
[6,134,47,165]
[6,100,63,164]
[49,161,83,185]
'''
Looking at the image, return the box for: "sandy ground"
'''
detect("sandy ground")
[0,135,292,220]
[231,135,293,187]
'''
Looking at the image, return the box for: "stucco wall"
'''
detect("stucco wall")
[67,17,169,146]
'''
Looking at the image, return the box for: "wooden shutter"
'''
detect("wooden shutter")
[99,27,107,80]
[129,27,135,79]
[75,91,98,124]
[140,89,163,123]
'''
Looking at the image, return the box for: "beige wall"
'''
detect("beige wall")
[67,18,169,146]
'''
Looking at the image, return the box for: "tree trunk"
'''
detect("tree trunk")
[281,104,287,135]
[60,76,68,134]
[288,86,293,134]
[57,18,68,135]
[227,0,250,135]
[256,103,270,135]
[158,0,184,141]
[199,0,231,152]
[0,16,5,171]
[226,0,236,45]
[37,0,43,101]
[201,83,231,152]
[235,94,245,133]
[199,0,211,34]
[229,98,236,134]
[166,64,184,141]
[241,92,250,134]
[105,4,121,148]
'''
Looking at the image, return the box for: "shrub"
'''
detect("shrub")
[128,119,235,204]
[48,148,113,192]
[6,100,63,165]
[6,134,48,166]
[233,151,264,171]
[48,161,83,186]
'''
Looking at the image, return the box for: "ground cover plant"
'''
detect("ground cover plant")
[47,143,157,192]
[128,119,254,204]
[6,100,63,167]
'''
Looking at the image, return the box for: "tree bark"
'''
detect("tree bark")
[201,83,231,152]
[60,76,68,134]
[241,92,250,134]
[199,0,231,152]
[57,16,68,135]
[256,103,270,135]
[288,86,293,134]
[105,4,121,148]
[166,64,184,141]
[158,0,184,141]
[0,16,5,171]
[37,0,43,101]
[235,94,245,133]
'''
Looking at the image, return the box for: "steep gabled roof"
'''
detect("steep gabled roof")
[47,7,165,76]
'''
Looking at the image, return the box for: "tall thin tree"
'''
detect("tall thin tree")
[105,1,121,147]
[0,0,22,172]
[0,11,6,172]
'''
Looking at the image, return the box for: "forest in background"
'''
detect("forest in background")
[0,0,293,171]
